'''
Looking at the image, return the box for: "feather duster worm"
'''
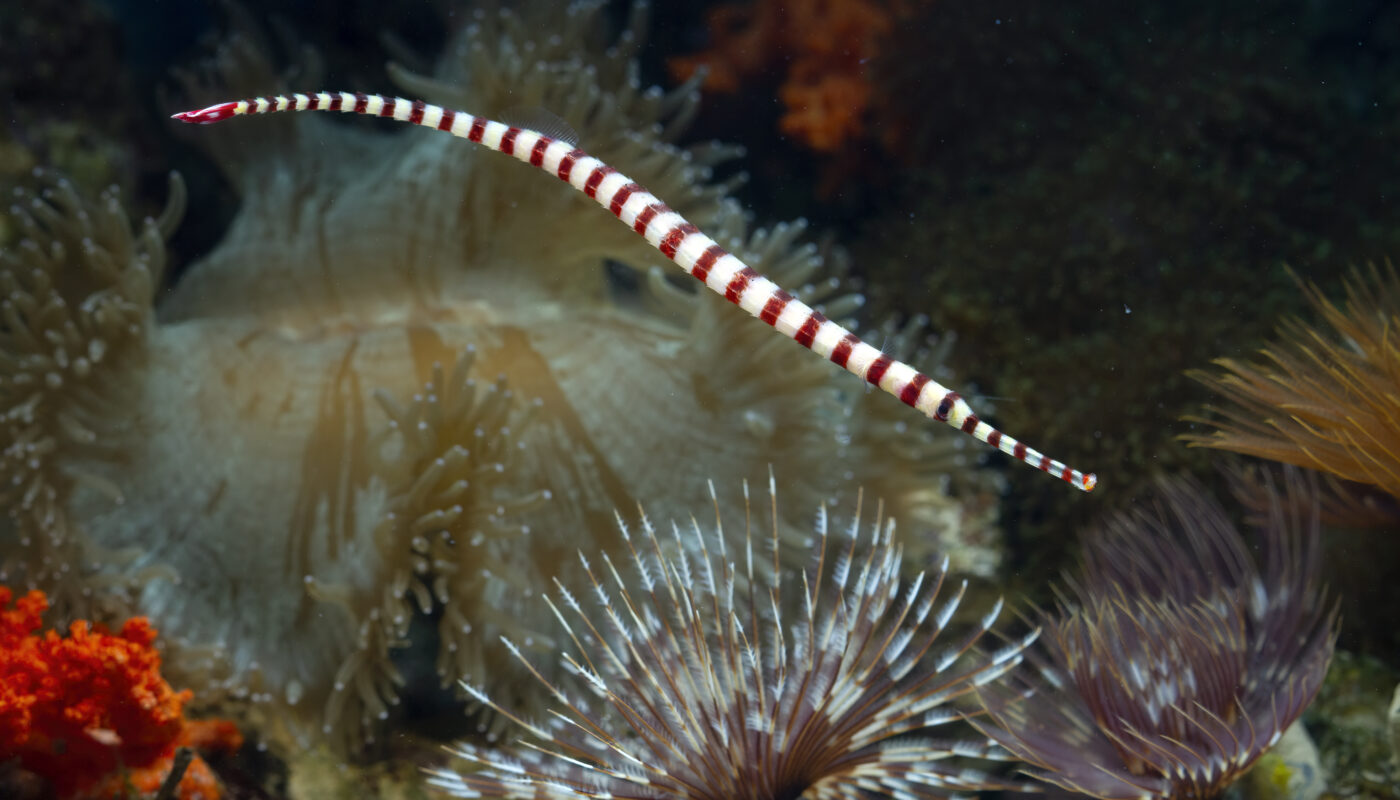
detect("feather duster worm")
[1,1,1008,754]
[428,478,1035,799]
[1186,264,1400,500]
[975,471,1336,798]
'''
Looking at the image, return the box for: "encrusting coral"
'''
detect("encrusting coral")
[975,470,1337,798]
[428,479,1034,798]
[0,0,1001,756]
[0,585,241,800]
[1187,264,1400,502]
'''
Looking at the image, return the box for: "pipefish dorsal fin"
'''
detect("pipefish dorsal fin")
[500,107,580,148]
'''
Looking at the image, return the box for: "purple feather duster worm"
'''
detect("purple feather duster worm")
[976,468,1337,799]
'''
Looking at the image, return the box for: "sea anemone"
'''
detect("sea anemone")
[0,170,181,618]
[974,470,1337,798]
[428,478,1033,798]
[1,0,1000,754]
[1186,264,1400,500]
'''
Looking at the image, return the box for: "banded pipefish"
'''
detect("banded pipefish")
[173,91,1098,491]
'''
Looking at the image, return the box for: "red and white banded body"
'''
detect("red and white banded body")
[173,92,1097,491]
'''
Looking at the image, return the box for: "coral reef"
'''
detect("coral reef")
[1187,265,1400,501]
[975,471,1337,798]
[0,0,1000,757]
[0,585,241,799]
[429,479,1032,798]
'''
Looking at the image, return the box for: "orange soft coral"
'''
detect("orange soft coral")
[670,0,911,152]
[0,586,239,799]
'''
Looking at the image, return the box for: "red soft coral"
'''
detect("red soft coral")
[0,586,239,799]
[670,0,908,153]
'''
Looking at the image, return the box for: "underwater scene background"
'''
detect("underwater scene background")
[0,0,1397,797]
